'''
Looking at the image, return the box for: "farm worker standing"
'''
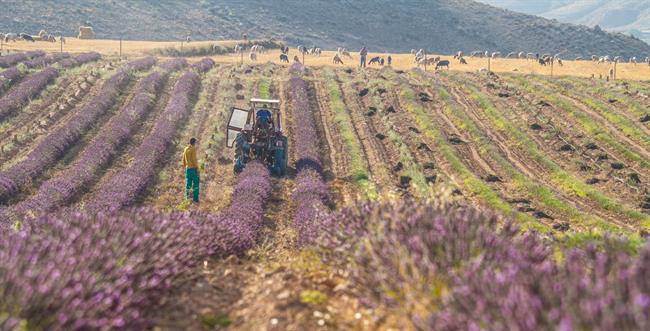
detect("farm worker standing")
[360,46,368,68]
[182,137,200,203]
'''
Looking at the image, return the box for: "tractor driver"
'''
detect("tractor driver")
[256,105,273,131]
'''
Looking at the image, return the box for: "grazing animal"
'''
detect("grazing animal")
[410,49,417,55]
[186,36,191,43]
[313,47,322,56]
[538,58,547,66]
[575,56,584,61]
[557,59,563,66]
[281,46,289,55]
[333,54,344,64]
[470,51,483,58]
[298,45,308,54]
[459,57,468,64]
[279,54,289,63]
[591,55,598,61]
[506,52,516,58]
[527,53,535,60]
[341,50,352,58]
[417,57,437,67]
[4,33,18,42]
[484,51,489,57]
[518,52,525,59]
[436,60,450,70]
[491,52,501,58]
[368,56,382,65]
[20,34,35,42]
[249,52,257,61]
[629,56,637,64]
[234,44,243,53]
[614,56,623,63]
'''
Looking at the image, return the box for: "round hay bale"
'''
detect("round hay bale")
[78,26,96,40]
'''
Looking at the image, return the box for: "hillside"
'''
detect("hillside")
[477,0,650,44]
[1,0,649,58]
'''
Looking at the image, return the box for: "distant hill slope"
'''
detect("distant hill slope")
[477,0,650,44]
[1,0,649,58]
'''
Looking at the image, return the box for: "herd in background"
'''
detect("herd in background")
[231,42,650,72]
[4,31,650,70]
[1,30,65,44]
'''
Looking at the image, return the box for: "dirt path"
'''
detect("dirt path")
[333,70,393,193]
[311,70,359,204]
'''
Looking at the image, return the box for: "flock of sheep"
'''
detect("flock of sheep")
[1,30,64,44]
[231,43,650,72]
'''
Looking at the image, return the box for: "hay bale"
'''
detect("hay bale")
[78,26,95,40]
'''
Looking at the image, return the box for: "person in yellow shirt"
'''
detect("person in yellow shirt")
[182,137,200,203]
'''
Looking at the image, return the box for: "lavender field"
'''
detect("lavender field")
[0,49,648,331]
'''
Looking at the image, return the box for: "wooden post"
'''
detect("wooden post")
[488,57,491,73]
[302,51,305,66]
[180,41,184,52]
[119,37,122,58]
[0,37,3,56]
[550,58,554,77]
[613,61,617,80]
[60,37,63,53]
[424,50,427,72]
[240,49,243,65]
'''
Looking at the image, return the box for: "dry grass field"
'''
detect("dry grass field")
[3,38,649,80]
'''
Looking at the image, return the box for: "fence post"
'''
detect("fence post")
[488,57,491,73]
[424,50,427,72]
[119,37,122,58]
[60,37,63,53]
[180,41,183,52]
[551,59,554,77]
[613,61,617,80]
[302,51,305,66]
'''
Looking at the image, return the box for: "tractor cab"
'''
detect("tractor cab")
[226,98,288,176]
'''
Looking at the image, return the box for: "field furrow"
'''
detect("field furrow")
[0,62,103,164]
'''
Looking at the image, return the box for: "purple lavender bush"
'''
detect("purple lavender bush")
[191,58,216,73]
[0,50,45,68]
[59,52,102,68]
[0,209,220,329]
[0,67,58,120]
[2,71,166,222]
[158,58,188,71]
[0,66,24,94]
[288,65,330,246]
[0,58,155,205]
[24,52,71,68]
[319,200,650,330]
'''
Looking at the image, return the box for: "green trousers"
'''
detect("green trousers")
[185,168,200,202]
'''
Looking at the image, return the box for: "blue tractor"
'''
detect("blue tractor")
[226,98,288,176]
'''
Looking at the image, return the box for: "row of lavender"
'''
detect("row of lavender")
[288,63,331,246]
[319,200,650,330]
[0,57,156,206]
[0,65,278,328]
[0,52,102,121]
[84,65,203,212]
[0,60,183,224]
[0,50,45,68]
